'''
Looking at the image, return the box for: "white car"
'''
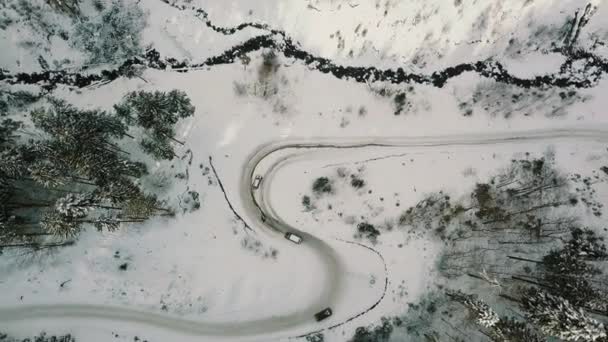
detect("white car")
[252,175,263,189]
[284,232,303,244]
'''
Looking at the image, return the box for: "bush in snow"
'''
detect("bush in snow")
[72,1,146,64]
[350,175,365,189]
[312,177,333,195]
[349,317,394,342]
[301,195,313,211]
[356,222,380,243]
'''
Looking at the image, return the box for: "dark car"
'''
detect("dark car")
[314,308,332,322]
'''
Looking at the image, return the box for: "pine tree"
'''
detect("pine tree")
[117,90,194,133]
[541,227,606,308]
[122,192,165,219]
[521,287,606,341]
[115,90,194,160]
[40,211,80,238]
[31,99,127,145]
[28,160,66,188]
[492,317,546,342]
[54,193,92,219]
[0,118,22,146]
[0,146,27,178]
[447,290,500,329]
[91,215,120,232]
[140,137,175,160]
[94,177,140,204]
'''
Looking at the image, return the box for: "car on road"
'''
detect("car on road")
[314,308,332,322]
[252,175,263,189]
[284,232,303,244]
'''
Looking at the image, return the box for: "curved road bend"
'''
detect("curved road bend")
[1,128,607,338]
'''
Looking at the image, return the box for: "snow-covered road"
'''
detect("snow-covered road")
[1,127,608,340]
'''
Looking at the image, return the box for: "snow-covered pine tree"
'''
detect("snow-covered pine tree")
[92,215,120,232]
[31,99,127,145]
[140,137,176,160]
[0,146,27,179]
[541,227,606,308]
[94,177,141,204]
[115,90,194,160]
[72,1,146,63]
[54,193,92,219]
[521,287,606,341]
[493,317,546,342]
[28,160,66,188]
[40,211,80,238]
[447,290,500,329]
[567,227,608,260]
[122,192,166,219]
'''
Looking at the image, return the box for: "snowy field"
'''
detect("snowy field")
[1,0,608,341]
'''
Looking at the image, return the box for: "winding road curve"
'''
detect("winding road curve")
[1,128,608,339]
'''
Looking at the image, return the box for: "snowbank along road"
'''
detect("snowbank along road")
[1,128,608,340]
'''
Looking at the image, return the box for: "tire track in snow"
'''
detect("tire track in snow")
[293,239,389,339]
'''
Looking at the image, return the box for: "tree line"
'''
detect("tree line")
[0,89,194,252]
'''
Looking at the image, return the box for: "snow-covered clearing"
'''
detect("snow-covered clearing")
[1,0,608,341]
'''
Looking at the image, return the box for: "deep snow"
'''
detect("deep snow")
[1,0,608,341]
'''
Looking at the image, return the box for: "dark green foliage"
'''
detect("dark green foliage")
[312,177,332,194]
[0,119,22,145]
[351,176,365,189]
[492,318,546,342]
[393,92,406,115]
[93,177,141,204]
[472,182,506,221]
[349,317,394,342]
[72,1,145,63]
[115,90,194,160]
[32,99,127,143]
[140,137,175,160]
[540,227,607,308]
[357,222,380,242]
[0,91,190,250]
[116,90,194,131]
[520,287,606,341]
[302,195,312,211]
[601,166,608,175]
